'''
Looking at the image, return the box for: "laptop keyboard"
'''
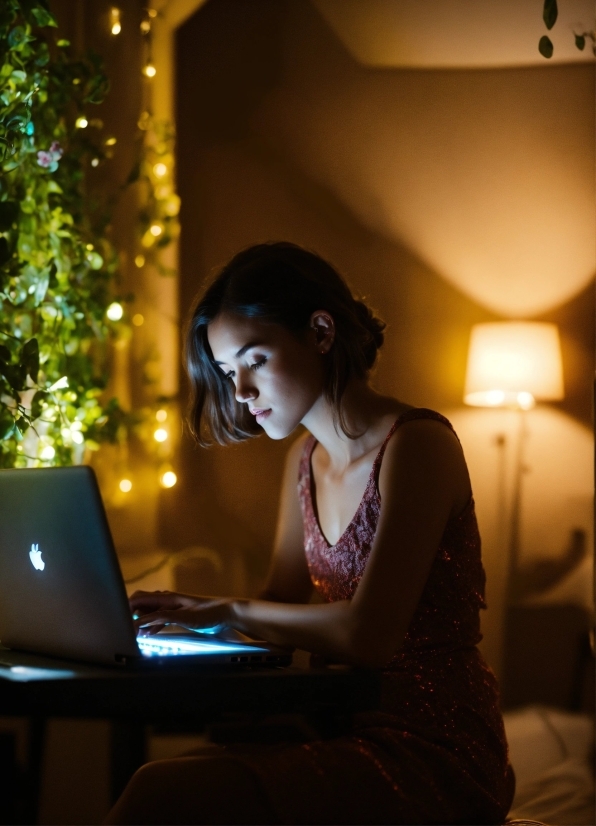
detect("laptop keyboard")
[136,635,268,658]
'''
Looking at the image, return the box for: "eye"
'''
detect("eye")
[224,370,235,380]
[250,357,267,371]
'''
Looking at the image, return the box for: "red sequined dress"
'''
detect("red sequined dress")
[230,408,515,825]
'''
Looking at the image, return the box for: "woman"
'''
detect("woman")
[106,242,515,825]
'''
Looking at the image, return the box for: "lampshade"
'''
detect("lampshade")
[464,322,564,409]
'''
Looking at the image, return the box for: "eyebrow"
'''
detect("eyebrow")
[213,341,264,365]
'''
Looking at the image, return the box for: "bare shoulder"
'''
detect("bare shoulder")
[378,416,471,512]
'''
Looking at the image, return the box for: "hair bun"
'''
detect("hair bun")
[353,299,385,369]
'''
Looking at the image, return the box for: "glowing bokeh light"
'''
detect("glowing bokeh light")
[153,428,168,442]
[119,478,132,493]
[107,302,123,321]
[160,470,177,488]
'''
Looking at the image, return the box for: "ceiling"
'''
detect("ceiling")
[312,0,595,69]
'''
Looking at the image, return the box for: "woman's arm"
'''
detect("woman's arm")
[133,420,471,667]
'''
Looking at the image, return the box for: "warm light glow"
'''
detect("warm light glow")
[143,63,157,78]
[464,322,564,408]
[140,20,151,34]
[91,158,99,167]
[119,478,132,493]
[75,116,88,129]
[107,302,124,321]
[86,244,94,251]
[105,137,117,146]
[147,8,157,17]
[134,254,145,268]
[153,162,167,178]
[40,445,55,460]
[154,428,168,442]
[517,391,535,410]
[150,223,162,237]
[110,8,121,35]
[155,409,167,422]
[132,313,144,327]
[160,470,177,488]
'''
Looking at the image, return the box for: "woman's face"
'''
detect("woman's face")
[207,312,326,440]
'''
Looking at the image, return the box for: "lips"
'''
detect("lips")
[250,408,272,423]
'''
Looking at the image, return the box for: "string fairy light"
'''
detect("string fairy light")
[100,2,181,499]
[110,8,122,35]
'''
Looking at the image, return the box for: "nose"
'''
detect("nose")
[234,369,257,404]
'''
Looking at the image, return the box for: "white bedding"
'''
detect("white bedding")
[503,706,595,825]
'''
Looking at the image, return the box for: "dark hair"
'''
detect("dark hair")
[185,242,385,446]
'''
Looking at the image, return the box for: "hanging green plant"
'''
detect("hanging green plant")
[0,0,129,468]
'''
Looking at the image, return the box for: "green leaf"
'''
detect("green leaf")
[0,416,15,441]
[31,8,58,27]
[20,337,39,382]
[0,238,10,268]
[30,390,47,420]
[539,35,554,58]
[542,0,558,30]
[8,27,27,48]
[32,268,50,305]
[575,34,586,50]
[0,201,18,231]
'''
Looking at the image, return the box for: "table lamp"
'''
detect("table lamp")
[463,321,564,597]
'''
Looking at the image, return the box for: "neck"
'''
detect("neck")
[301,381,403,471]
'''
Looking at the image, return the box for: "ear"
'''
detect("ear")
[309,311,335,354]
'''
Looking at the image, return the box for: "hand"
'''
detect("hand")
[129,590,234,636]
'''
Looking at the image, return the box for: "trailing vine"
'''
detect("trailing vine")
[0,0,128,468]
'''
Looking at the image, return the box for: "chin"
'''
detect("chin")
[260,416,301,441]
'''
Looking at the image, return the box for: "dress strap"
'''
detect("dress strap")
[299,408,457,488]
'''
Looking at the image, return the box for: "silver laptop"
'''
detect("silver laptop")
[0,466,291,668]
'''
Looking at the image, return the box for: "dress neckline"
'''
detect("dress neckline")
[307,410,409,549]
[305,407,473,549]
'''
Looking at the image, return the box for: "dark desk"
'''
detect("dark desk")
[0,648,380,823]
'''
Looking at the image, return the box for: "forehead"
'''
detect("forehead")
[207,313,277,360]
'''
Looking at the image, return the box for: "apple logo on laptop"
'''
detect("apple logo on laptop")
[29,543,45,571]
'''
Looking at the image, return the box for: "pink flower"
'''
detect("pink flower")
[37,141,63,170]
[37,151,53,168]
